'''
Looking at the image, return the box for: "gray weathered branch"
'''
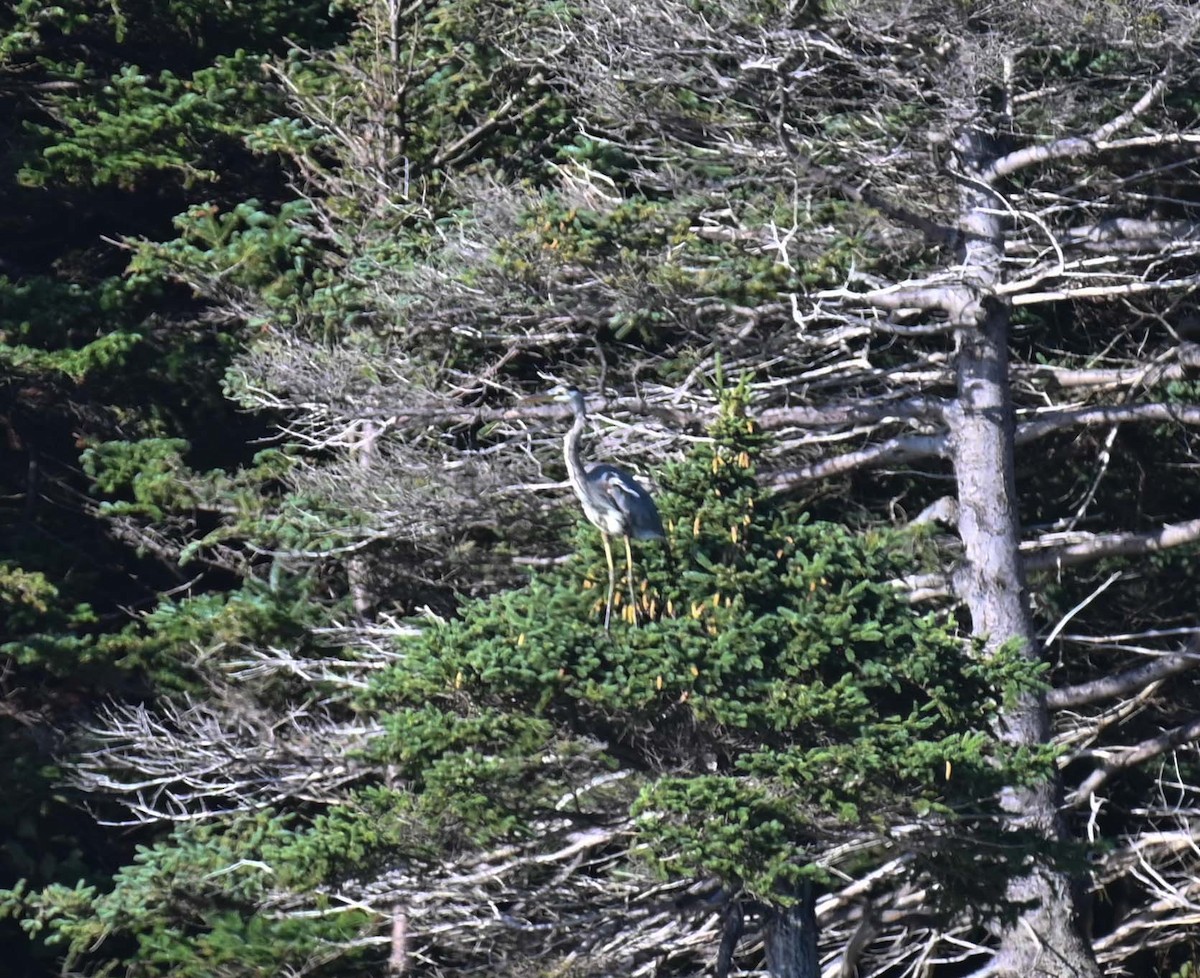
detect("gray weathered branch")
[1048,648,1200,711]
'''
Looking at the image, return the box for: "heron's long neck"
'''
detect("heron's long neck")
[563,408,591,500]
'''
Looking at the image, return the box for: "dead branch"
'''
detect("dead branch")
[1048,648,1200,711]
[1023,517,1200,573]
[1070,715,1200,807]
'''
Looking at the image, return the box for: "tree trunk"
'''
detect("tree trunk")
[947,128,1101,978]
[348,419,381,615]
[765,882,819,978]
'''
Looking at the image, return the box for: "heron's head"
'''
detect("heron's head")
[551,386,586,413]
[528,385,587,416]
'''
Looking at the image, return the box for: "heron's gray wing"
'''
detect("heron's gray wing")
[587,464,665,539]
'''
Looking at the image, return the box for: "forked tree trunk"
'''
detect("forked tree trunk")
[947,128,1100,978]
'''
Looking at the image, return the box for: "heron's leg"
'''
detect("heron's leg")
[601,532,616,631]
[623,534,639,626]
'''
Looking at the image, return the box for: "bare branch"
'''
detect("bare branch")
[71,698,380,825]
[1016,404,1200,445]
[1023,517,1200,573]
[757,397,946,431]
[1008,274,1200,305]
[764,432,947,491]
[984,75,1170,181]
[1070,715,1200,807]
[1048,648,1200,711]
[1015,343,1200,390]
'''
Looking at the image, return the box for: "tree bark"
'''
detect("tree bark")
[765,882,819,978]
[947,128,1101,978]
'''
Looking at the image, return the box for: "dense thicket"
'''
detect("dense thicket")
[0,1,344,973]
[4,1,1200,977]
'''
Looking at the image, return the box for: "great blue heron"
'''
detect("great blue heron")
[543,387,664,629]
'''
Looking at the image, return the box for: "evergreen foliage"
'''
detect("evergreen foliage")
[4,813,373,978]
[4,0,1200,975]
[363,393,1051,912]
[0,397,1052,976]
[0,2,349,973]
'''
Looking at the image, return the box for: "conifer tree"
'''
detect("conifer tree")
[6,392,1052,977]
[7,2,1200,977]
